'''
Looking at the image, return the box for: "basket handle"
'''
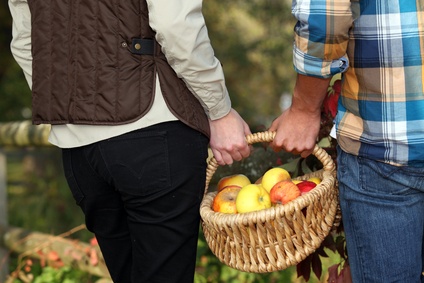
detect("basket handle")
[204,131,335,194]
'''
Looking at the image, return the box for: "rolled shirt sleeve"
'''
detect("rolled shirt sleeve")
[292,0,353,78]
[9,0,33,89]
[146,0,231,120]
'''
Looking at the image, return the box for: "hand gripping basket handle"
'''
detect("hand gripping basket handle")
[204,131,335,194]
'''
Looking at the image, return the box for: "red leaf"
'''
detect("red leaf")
[315,245,329,258]
[327,263,340,283]
[335,236,347,260]
[296,254,312,282]
[327,262,352,283]
[323,94,339,118]
[321,234,337,253]
[338,264,352,283]
[323,79,341,118]
[332,79,341,93]
[311,252,323,279]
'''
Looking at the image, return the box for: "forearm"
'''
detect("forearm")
[291,74,331,114]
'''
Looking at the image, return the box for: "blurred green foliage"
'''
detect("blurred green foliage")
[0,1,32,122]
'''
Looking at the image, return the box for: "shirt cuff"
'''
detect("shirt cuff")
[293,46,349,78]
[207,90,232,120]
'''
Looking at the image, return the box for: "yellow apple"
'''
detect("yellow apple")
[236,184,271,213]
[217,174,251,192]
[270,180,301,205]
[212,185,241,214]
[261,167,291,193]
[307,177,322,185]
[291,179,302,185]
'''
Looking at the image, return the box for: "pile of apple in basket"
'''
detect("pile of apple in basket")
[212,168,321,214]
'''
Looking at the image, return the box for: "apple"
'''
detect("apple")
[261,167,291,193]
[212,185,241,213]
[270,180,301,205]
[291,179,302,185]
[296,180,317,195]
[217,174,251,192]
[307,177,322,185]
[236,184,271,213]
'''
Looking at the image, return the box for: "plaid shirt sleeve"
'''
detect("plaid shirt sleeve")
[292,0,353,78]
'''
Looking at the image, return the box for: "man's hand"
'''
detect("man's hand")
[269,74,331,157]
[209,108,252,165]
[269,106,321,158]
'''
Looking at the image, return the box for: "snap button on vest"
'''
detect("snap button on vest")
[130,38,154,55]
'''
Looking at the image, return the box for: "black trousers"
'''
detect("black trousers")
[62,121,209,283]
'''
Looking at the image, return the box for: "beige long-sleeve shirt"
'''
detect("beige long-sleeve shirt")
[9,0,231,148]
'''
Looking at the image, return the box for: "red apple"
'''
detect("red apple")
[296,180,317,195]
[212,185,241,214]
[270,180,301,205]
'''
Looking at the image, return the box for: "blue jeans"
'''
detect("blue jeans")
[62,121,209,283]
[337,147,424,283]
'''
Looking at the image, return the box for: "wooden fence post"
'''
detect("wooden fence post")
[0,150,8,282]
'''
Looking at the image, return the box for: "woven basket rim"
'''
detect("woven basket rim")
[199,131,339,273]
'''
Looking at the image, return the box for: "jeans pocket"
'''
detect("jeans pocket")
[100,130,171,196]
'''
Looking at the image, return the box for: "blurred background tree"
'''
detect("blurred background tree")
[0,0,32,122]
[204,0,295,130]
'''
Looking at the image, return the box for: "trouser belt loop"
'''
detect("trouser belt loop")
[130,38,155,55]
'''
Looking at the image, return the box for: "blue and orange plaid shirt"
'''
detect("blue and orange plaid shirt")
[292,0,424,167]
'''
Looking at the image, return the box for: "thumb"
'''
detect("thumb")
[243,122,252,136]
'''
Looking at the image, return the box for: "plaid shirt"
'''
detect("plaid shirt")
[293,0,424,167]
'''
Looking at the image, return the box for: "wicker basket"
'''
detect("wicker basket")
[200,131,339,273]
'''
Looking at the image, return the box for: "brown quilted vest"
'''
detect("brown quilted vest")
[27,0,210,137]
